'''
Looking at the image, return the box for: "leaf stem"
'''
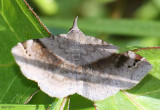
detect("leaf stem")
[49,97,70,110]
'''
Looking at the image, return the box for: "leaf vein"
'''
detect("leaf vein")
[16,82,35,104]
[0,62,15,68]
[122,91,144,110]
[0,76,17,100]
[0,12,21,41]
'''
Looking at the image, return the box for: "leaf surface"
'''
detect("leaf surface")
[0,104,50,110]
[0,0,50,104]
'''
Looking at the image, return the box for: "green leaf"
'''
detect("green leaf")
[94,47,160,110]
[0,0,50,104]
[42,17,160,37]
[0,104,47,110]
[0,98,69,110]
[70,94,95,110]
[50,97,70,110]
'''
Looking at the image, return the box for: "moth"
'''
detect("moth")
[11,17,152,101]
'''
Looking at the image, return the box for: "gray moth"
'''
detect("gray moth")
[11,17,152,101]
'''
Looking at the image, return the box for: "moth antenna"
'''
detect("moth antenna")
[71,16,79,30]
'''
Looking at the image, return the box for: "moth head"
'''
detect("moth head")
[70,16,79,31]
[67,16,86,42]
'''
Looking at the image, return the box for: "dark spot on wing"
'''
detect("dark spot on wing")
[133,59,139,66]
[129,54,143,68]
[114,54,129,68]
[85,53,121,70]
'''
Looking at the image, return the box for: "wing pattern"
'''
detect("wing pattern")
[11,17,152,101]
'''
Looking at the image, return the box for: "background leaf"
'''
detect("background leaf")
[42,17,160,37]
[0,104,47,110]
[0,0,50,104]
